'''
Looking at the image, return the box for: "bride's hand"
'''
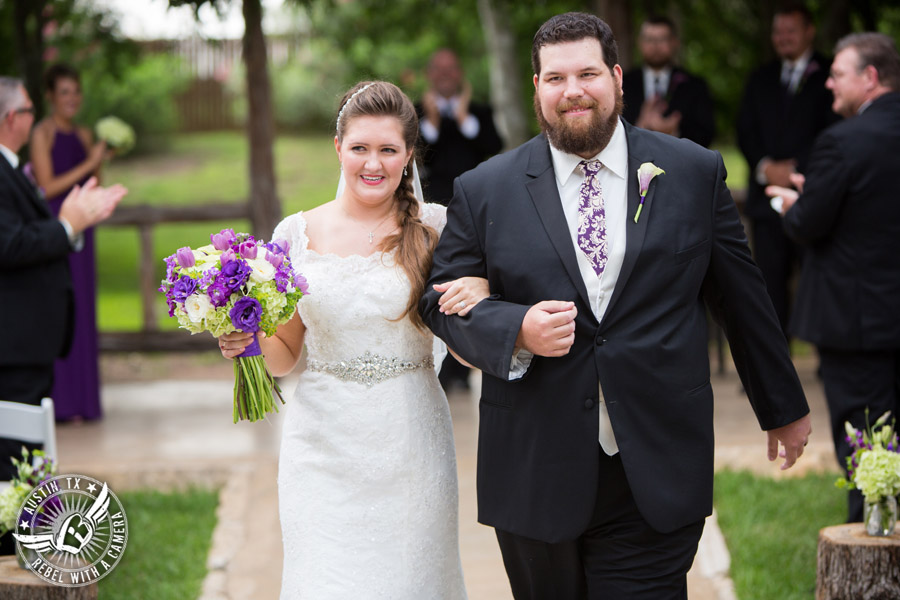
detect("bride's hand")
[218,330,266,359]
[434,277,489,317]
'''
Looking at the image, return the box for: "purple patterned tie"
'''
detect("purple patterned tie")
[577,160,608,277]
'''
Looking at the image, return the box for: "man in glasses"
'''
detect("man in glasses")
[0,77,127,501]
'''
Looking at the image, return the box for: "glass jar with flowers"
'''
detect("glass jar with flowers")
[837,411,900,536]
[0,447,57,567]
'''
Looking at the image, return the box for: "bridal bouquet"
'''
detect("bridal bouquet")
[160,228,309,423]
[837,410,900,535]
[95,116,135,155]
[0,448,56,537]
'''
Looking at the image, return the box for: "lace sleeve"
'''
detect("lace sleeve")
[272,212,308,266]
[419,202,447,236]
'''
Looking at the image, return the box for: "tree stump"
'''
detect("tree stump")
[0,556,97,599]
[817,524,900,599]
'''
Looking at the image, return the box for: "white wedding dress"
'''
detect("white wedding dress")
[272,204,467,599]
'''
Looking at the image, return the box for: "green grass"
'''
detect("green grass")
[97,488,219,599]
[714,144,749,189]
[714,470,846,600]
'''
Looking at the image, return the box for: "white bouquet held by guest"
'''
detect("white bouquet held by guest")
[95,116,135,155]
[159,229,309,422]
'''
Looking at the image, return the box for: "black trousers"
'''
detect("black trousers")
[751,217,802,337]
[819,347,900,523]
[495,449,704,599]
[0,364,52,481]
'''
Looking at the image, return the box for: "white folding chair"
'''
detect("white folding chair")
[0,398,58,491]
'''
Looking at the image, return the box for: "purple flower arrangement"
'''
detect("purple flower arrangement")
[159,228,309,422]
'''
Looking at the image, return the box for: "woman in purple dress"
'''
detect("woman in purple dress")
[29,64,109,422]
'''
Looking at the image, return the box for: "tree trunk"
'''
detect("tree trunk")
[816,524,900,599]
[476,0,528,149]
[590,0,634,70]
[12,0,47,120]
[242,0,281,238]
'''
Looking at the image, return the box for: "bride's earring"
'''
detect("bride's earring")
[403,166,408,177]
[340,163,343,171]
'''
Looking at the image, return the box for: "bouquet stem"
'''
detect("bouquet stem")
[232,334,285,423]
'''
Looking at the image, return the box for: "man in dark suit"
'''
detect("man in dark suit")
[417,48,503,207]
[737,3,837,334]
[0,77,125,482]
[417,48,503,392]
[622,16,715,147]
[768,33,900,523]
[421,13,810,598]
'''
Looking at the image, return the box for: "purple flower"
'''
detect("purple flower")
[230,296,262,332]
[294,273,310,295]
[238,241,258,259]
[267,239,289,255]
[164,255,178,281]
[207,282,230,307]
[266,250,284,269]
[220,248,236,265]
[172,275,198,303]
[211,229,237,251]
[176,246,195,268]
[219,259,251,291]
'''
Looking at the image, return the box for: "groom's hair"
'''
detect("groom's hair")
[836,32,900,91]
[532,12,619,76]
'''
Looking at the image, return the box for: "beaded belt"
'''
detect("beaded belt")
[307,351,434,387]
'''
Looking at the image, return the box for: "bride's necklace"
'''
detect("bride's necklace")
[342,205,396,244]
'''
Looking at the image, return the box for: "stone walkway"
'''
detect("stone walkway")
[53,354,834,599]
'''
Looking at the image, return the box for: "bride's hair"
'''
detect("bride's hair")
[335,81,439,331]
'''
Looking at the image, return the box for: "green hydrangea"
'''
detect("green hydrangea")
[854,448,900,504]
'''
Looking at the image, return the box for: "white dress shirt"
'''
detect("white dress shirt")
[0,142,19,168]
[510,119,629,455]
[419,95,481,143]
[781,48,813,94]
[643,67,671,101]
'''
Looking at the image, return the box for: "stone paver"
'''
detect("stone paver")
[53,355,833,599]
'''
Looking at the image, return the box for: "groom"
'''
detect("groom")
[421,12,811,598]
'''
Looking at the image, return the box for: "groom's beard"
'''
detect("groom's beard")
[535,88,624,157]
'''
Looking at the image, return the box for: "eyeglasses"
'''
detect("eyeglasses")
[6,106,35,117]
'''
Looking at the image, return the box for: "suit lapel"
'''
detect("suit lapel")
[524,137,593,311]
[0,156,50,217]
[600,125,656,326]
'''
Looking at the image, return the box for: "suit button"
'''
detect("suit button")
[595,337,606,346]
[584,398,595,409]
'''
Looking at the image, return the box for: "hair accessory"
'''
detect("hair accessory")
[336,83,376,132]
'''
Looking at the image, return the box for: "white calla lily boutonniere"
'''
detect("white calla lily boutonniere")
[634,162,665,223]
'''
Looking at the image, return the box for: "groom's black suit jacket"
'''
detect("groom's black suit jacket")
[421,122,809,542]
[0,154,73,370]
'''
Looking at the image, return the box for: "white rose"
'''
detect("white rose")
[184,293,213,323]
[248,257,276,283]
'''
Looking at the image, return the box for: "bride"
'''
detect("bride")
[219,81,486,598]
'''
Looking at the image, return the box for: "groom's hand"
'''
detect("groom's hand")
[516,301,577,357]
[766,413,812,470]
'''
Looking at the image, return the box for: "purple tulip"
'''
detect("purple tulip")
[271,239,289,255]
[230,296,262,332]
[220,248,236,266]
[176,246,195,268]
[266,250,284,269]
[238,241,258,259]
[211,228,237,251]
[294,273,310,295]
